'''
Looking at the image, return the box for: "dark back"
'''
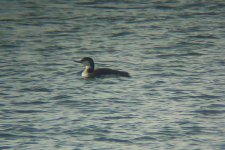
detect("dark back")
[93,68,130,77]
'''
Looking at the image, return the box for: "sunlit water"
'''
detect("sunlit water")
[1,1,225,149]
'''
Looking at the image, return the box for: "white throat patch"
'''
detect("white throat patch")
[82,66,91,78]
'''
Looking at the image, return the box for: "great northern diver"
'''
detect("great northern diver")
[75,57,130,79]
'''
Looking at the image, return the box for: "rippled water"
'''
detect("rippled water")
[1,0,225,149]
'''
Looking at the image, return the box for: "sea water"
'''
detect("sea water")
[0,1,225,149]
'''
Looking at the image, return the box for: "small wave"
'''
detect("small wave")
[0,133,19,138]
[207,104,225,108]
[189,94,221,100]
[0,132,37,139]
[95,137,132,143]
[0,146,11,149]
[20,87,52,93]
[12,109,45,114]
[11,101,49,106]
[194,109,225,115]
[157,52,204,58]
[103,115,135,120]
[134,136,156,141]
[0,103,5,107]
[51,95,72,100]
[188,34,219,39]
[111,31,134,37]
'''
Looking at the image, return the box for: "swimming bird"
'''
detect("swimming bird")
[75,57,130,79]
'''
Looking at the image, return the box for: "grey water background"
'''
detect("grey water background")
[1,0,225,149]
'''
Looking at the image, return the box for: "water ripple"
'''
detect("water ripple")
[1,0,225,149]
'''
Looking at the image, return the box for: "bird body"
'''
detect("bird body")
[76,57,130,79]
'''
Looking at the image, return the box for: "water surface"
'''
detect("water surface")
[1,0,225,149]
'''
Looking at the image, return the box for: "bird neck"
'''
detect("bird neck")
[89,61,95,72]
[85,65,94,73]
[82,65,94,78]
